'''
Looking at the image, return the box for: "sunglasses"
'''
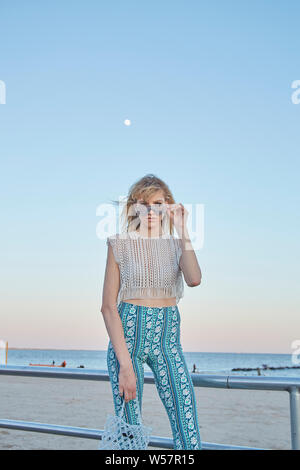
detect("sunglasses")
[134,202,168,216]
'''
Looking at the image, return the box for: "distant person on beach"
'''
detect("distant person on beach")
[52,360,55,365]
[192,363,197,373]
[61,361,66,367]
[101,174,203,450]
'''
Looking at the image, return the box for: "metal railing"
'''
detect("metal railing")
[0,365,299,450]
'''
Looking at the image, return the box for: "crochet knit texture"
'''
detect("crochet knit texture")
[106,231,184,305]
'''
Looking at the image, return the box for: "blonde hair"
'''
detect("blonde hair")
[112,174,176,235]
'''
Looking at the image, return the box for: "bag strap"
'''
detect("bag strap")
[119,397,126,417]
[119,396,143,423]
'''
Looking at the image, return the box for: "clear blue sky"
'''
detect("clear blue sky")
[0,1,299,353]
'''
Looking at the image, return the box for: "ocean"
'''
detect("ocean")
[2,349,300,378]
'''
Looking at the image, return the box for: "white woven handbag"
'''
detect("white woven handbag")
[98,398,152,450]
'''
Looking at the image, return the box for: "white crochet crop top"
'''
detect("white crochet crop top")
[106,231,184,305]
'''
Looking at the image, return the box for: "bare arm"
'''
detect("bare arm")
[101,244,132,366]
[179,229,202,287]
[101,242,136,402]
[167,202,202,287]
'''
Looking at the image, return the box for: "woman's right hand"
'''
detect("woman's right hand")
[118,363,137,403]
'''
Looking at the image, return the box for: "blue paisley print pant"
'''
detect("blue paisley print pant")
[106,301,202,450]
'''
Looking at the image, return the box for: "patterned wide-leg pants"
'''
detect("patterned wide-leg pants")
[106,301,202,450]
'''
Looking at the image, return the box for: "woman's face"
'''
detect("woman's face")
[135,190,167,234]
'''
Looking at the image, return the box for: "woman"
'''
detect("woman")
[101,174,202,450]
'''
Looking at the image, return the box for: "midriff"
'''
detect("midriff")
[124,297,177,307]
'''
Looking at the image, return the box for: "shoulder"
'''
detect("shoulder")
[106,232,127,242]
[170,234,181,245]
[106,233,119,244]
[106,232,132,247]
[106,233,123,264]
[108,231,141,242]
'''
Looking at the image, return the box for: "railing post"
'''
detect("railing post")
[289,386,300,450]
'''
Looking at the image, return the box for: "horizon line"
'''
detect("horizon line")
[4,348,292,355]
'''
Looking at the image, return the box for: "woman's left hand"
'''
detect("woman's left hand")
[166,203,189,237]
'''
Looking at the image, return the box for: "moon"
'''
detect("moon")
[124,119,131,126]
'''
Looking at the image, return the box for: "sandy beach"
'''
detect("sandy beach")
[0,374,291,450]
